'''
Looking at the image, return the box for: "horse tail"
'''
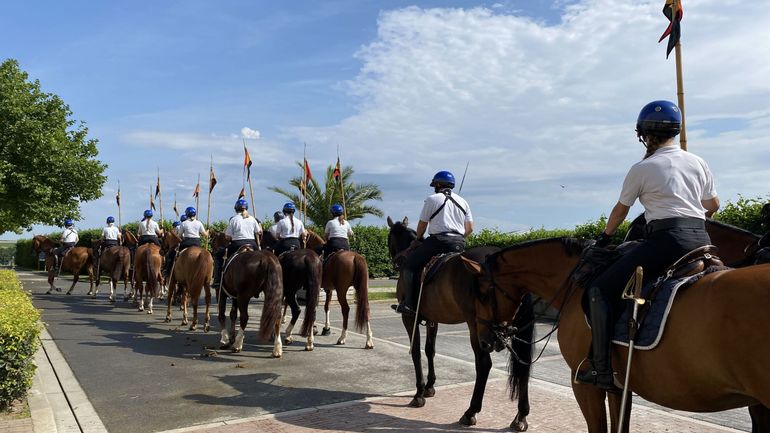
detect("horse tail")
[299,255,321,337]
[258,257,283,342]
[146,248,160,298]
[119,248,131,282]
[353,253,370,332]
[508,293,534,400]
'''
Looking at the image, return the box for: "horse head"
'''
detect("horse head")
[305,230,325,254]
[386,216,415,270]
[32,235,54,255]
[162,230,181,251]
[210,231,229,251]
[122,229,137,247]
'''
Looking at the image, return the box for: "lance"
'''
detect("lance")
[157,168,164,229]
[673,0,687,151]
[619,266,645,430]
[195,173,201,213]
[207,155,213,229]
[117,181,122,229]
[458,161,470,193]
[337,144,348,220]
[243,139,260,249]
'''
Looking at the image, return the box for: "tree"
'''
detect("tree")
[0,59,106,234]
[269,163,383,227]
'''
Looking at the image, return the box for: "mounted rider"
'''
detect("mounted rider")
[164,206,208,277]
[98,216,122,256]
[393,170,474,315]
[212,199,262,288]
[53,218,79,269]
[137,209,163,247]
[576,100,720,390]
[323,204,353,258]
[268,211,284,238]
[273,202,306,256]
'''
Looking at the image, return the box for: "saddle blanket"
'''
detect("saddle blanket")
[611,266,729,350]
[422,253,460,285]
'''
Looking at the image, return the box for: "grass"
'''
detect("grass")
[368,291,397,301]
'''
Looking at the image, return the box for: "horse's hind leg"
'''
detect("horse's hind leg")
[66,269,79,295]
[233,297,249,353]
[749,405,770,433]
[336,288,350,345]
[322,289,332,336]
[189,290,200,331]
[203,282,211,333]
[424,323,438,398]
[181,287,189,325]
[283,290,301,345]
[165,276,177,323]
[218,293,231,348]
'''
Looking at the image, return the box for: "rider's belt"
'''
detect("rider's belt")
[432,231,464,238]
[646,217,705,234]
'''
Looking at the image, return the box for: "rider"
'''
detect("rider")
[576,100,720,390]
[99,216,122,255]
[274,202,306,256]
[212,199,262,288]
[137,210,163,247]
[172,220,182,236]
[164,206,208,277]
[393,170,474,315]
[54,218,79,269]
[323,204,353,258]
[268,211,284,238]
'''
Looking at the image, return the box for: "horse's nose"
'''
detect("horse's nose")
[479,339,494,353]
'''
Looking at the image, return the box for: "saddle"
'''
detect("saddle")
[421,252,460,285]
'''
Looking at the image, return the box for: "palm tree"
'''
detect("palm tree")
[268,163,383,227]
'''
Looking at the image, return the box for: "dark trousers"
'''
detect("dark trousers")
[138,235,160,247]
[402,234,465,308]
[55,242,77,259]
[323,237,350,258]
[97,240,119,257]
[213,239,258,283]
[275,238,301,256]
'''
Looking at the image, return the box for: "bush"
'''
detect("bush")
[0,270,41,410]
[713,195,769,234]
[351,225,394,278]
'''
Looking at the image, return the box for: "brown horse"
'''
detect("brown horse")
[319,250,373,348]
[387,217,533,430]
[133,243,163,314]
[164,236,214,332]
[33,235,95,295]
[92,240,132,302]
[463,237,770,433]
[217,248,284,357]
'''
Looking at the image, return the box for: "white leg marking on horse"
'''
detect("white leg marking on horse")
[365,322,374,349]
[234,329,245,352]
[284,322,295,344]
[273,325,283,358]
[219,328,230,346]
[306,324,315,351]
[337,328,347,345]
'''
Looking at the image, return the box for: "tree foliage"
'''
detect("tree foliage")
[0,59,106,234]
[713,194,769,234]
[268,163,383,226]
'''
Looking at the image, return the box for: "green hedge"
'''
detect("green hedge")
[0,270,41,410]
[713,195,769,234]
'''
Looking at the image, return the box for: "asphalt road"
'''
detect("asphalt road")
[20,270,751,432]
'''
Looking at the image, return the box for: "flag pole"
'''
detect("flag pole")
[338,144,348,220]
[673,0,687,151]
[157,168,164,228]
[196,173,201,212]
[243,140,260,249]
[302,143,307,226]
[206,155,213,229]
[117,181,122,229]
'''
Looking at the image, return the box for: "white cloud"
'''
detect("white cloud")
[241,127,261,140]
[288,0,770,230]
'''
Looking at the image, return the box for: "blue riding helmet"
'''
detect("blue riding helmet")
[64,218,74,227]
[430,170,456,188]
[143,209,153,218]
[636,100,681,139]
[185,206,197,218]
[283,202,296,213]
[172,221,181,228]
[235,199,248,211]
[180,214,188,222]
[106,216,115,224]
[331,204,344,216]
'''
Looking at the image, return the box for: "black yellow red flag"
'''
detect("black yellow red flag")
[193,182,200,198]
[244,145,253,180]
[209,167,217,193]
[333,158,341,182]
[659,0,683,59]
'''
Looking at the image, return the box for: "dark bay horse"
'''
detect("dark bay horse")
[92,240,131,302]
[387,217,533,430]
[33,235,95,295]
[217,248,284,357]
[463,237,770,433]
[164,234,214,332]
[133,243,163,314]
[260,230,321,350]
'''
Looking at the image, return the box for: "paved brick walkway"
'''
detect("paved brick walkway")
[0,418,33,433]
[163,378,743,433]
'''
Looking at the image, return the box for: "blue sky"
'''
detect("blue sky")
[2,0,769,239]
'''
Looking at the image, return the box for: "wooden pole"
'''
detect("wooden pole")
[673,0,687,151]
[117,181,122,229]
[302,143,307,226]
[244,141,260,249]
[206,156,213,229]
[196,173,200,213]
[338,145,348,220]
[157,168,164,228]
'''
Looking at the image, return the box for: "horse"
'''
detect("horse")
[259,230,321,350]
[133,243,163,314]
[387,216,533,430]
[462,236,770,433]
[91,240,132,302]
[626,214,760,266]
[33,235,95,295]
[163,232,214,331]
[216,242,284,357]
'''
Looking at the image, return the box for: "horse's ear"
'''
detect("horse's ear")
[402,216,409,227]
[460,256,483,275]
[387,216,394,227]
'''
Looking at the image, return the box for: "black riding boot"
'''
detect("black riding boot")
[392,270,418,315]
[212,257,223,289]
[576,286,620,391]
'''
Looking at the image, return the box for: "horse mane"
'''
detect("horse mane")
[389,221,416,238]
[495,236,590,259]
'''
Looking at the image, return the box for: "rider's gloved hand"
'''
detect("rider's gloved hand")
[594,232,612,248]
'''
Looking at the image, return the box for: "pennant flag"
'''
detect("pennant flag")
[173,197,179,218]
[209,167,217,193]
[333,158,341,182]
[150,195,156,211]
[659,0,683,59]
[244,145,253,180]
[304,158,313,181]
[116,188,121,207]
[299,180,306,197]
[155,176,161,199]
[238,187,245,199]
[193,182,200,198]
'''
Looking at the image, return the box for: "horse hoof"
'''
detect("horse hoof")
[189,324,196,331]
[204,325,210,333]
[55,287,62,292]
[321,327,331,336]
[231,348,242,353]
[510,418,528,432]
[424,387,435,398]
[45,290,52,295]
[459,414,477,426]
[147,310,153,315]
[109,297,115,303]
[409,397,425,408]
[181,320,188,326]
[272,352,282,358]
[219,343,232,350]
[364,342,374,350]
[285,337,294,345]
[305,345,314,351]
[336,339,346,345]
[164,317,171,323]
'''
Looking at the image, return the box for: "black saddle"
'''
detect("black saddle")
[422,252,461,285]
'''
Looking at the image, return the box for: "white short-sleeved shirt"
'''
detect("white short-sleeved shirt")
[419,191,473,236]
[102,225,120,241]
[325,219,353,239]
[618,146,717,222]
[61,228,79,243]
[225,214,262,241]
[180,219,206,239]
[137,220,160,236]
[276,216,305,239]
[268,224,279,237]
